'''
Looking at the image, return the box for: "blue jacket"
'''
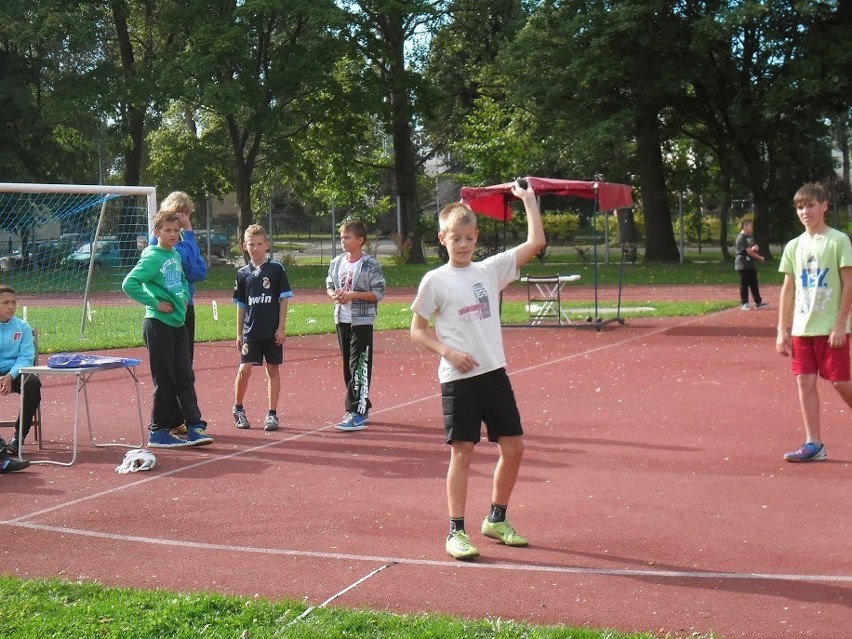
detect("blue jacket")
[0,316,35,379]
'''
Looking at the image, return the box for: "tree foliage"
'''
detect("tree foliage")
[0,0,847,263]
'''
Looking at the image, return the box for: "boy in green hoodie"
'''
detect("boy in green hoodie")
[122,210,213,448]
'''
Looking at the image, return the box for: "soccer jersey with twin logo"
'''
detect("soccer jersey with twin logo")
[233,260,293,341]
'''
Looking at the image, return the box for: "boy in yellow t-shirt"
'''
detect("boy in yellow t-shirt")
[776,182,852,462]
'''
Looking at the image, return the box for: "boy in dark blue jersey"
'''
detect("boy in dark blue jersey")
[232,225,292,431]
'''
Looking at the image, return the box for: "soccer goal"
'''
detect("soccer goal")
[0,183,157,342]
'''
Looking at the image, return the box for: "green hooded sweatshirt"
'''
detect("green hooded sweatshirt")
[122,245,189,327]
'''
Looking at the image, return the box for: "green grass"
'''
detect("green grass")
[0,576,717,639]
[196,251,783,292]
[30,300,731,353]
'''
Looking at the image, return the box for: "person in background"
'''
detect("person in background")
[150,191,207,362]
[734,218,767,310]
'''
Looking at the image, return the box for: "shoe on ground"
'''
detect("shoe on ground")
[2,437,20,457]
[0,455,30,473]
[148,429,191,448]
[481,518,529,547]
[186,423,214,446]
[446,530,479,560]
[740,303,751,310]
[263,414,279,431]
[335,412,366,431]
[784,441,826,462]
[233,407,250,429]
[170,423,188,435]
[755,302,769,309]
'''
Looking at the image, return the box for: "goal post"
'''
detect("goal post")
[0,182,157,340]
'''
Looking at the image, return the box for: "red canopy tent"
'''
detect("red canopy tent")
[459,177,635,329]
[460,177,633,221]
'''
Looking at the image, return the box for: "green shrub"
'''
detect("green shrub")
[541,212,581,242]
[675,212,720,243]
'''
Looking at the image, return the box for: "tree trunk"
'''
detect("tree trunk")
[111,1,144,186]
[385,10,425,264]
[111,0,146,267]
[234,167,252,251]
[635,108,679,262]
[227,114,262,262]
[739,143,772,260]
[719,172,732,261]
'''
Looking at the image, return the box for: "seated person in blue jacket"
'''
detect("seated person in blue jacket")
[0,285,41,457]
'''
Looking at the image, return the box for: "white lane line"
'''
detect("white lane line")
[288,562,398,625]
[8,427,333,523]
[3,520,849,584]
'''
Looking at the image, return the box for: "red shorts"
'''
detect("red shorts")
[790,335,851,381]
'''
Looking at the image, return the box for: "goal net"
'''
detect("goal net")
[0,183,156,345]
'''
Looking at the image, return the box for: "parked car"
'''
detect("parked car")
[0,238,74,272]
[195,231,231,259]
[62,239,121,268]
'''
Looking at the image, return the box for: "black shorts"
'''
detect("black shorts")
[240,337,284,366]
[440,368,523,444]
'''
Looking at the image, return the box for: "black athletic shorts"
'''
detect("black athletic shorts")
[240,337,284,366]
[440,367,523,444]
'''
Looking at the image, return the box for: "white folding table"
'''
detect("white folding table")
[521,274,581,325]
[18,361,146,466]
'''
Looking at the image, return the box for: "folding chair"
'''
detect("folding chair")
[0,328,43,449]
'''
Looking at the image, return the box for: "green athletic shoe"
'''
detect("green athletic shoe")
[445,531,479,560]
[481,518,529,547]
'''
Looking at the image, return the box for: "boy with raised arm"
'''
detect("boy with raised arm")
[410,181,545,559]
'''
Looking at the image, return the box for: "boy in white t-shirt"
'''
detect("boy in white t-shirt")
[410,181,545,559]
[326,220,385,431]
[776,182,852,462]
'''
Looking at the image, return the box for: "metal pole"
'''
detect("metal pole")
[331,202,336,259]
[268,197,274,260]
[205,195,212,262]
[679,192,684,265]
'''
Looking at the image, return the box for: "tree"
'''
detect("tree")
[0,1,110,183]
[502,0,683,261]
[425,0,527,156]
[175,0,346,241]
[679,0,844,254]
[145,102,232,212]
[341,1,449,263]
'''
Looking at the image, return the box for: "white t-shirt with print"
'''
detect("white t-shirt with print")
[411,249,519,383]
[336,256,363,323]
